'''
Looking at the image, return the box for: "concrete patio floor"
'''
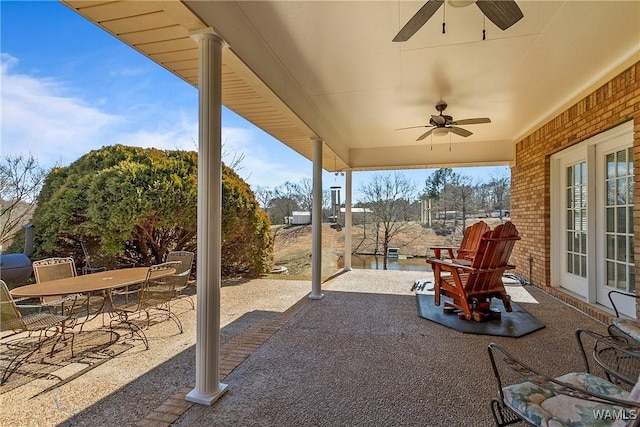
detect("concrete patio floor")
[0,269,612,426]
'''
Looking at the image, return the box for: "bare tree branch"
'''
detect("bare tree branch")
[0,154,49,248]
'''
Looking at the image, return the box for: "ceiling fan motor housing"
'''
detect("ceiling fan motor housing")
[430,115,453,126]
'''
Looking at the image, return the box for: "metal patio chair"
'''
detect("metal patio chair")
[607,290,640,346]
[107,261,183,349]
[0,280,72,385]
[166,251,195,309]
[488,341,640,426]
[32,257,105,329]
[576,328,640,390]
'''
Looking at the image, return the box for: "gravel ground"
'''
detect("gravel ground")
[174,269,609,427]
[0,269,610,426]
[0,278,311,427]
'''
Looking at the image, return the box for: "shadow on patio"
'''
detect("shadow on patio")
[0,270,611,426]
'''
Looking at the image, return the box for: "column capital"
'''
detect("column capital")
[189,27,227,47]
[310,136,324,143]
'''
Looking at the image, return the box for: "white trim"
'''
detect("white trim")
[550,121,634,313]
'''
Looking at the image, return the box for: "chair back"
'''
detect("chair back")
[33,257,77,282]
[467,221,520,293]
[141,261,183,306]
[166,251,194,287]
[457,221,490,261]
[0,280,23,331]
[32,257,77,305]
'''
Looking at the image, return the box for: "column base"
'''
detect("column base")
[186,383,228,406]
[308,292,324,300]
[342,267,353,272]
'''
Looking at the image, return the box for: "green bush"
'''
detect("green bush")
[29,145,272,278]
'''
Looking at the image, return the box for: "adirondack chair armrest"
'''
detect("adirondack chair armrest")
[426,257,476,274]
[430,246,456,259]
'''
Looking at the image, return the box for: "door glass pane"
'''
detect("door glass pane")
[606,235,615,259]
[607,208,615,232]
[617,263,627,289]
[617,235,627,262]
[617,207,626,234]
[604,147,634,293]
[566,161,587,278]
[607,153,615,179]
[617,178,627,204]
[607,180,615,204]
[607,261,615,286]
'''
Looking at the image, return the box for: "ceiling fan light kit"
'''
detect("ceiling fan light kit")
[433,127,449,137]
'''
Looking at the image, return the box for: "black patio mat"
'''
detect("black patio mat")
[416,293,545,337]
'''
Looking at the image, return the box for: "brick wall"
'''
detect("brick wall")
[511,62,640,312]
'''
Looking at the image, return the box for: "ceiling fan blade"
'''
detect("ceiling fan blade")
[475,0,523,31]
[451,117,491,125]
[396,125,430,131]
[431,114,446,125]
[450,127,473,137]
[417,128,436,141]
[393,0,444,42]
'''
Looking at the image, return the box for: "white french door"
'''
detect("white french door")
[551,121,634,317]
[596,142,635,316]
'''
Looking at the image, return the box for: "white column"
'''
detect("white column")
[344,170,352,271]
[186,28,228,406]
[309,137,324,299]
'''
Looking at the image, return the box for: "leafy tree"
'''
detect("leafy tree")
[1,154,48,250]
[423,168,456,223]
[30,145,272,278]
[221,166,273,277]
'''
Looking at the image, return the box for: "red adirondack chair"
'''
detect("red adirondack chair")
[426,221,520,321]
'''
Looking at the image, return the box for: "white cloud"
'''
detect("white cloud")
[1,53,120,165]
[0,53,309,190]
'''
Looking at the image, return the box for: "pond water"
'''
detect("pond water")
[342,254,432,272]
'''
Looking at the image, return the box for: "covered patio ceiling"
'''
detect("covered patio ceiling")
[62,0,640,173]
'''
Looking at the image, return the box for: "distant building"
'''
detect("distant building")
[489,210,510,218]
[340,207,372,225]
[286,211,311,225]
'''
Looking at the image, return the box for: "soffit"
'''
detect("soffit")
[62,1,640,172]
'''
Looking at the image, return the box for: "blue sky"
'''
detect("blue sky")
[1,1,508,201]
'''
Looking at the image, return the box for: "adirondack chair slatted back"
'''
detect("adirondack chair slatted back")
[430,221,490,261]
[457,221,491,261]
[467,221,520,293]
